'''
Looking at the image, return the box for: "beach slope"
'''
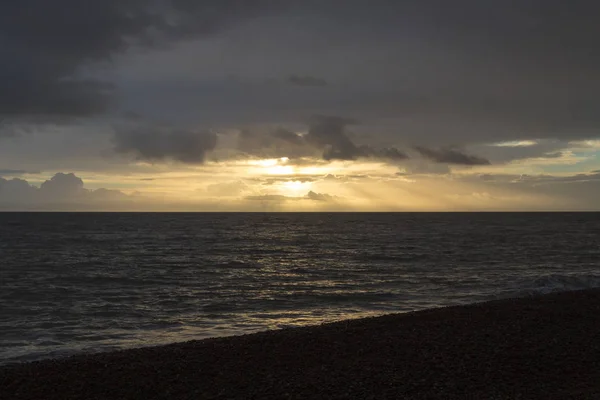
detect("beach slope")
[2,289,600,399]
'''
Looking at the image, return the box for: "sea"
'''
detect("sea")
[1,212,599,365]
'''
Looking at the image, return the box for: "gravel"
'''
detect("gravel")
[2,289,600,399]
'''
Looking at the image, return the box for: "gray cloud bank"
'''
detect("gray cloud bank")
[288,75,328,87]
[0,1,278,124]
[113,1,600,145]
[0,173,129,209]
[113,124,217,163]
[2,0,599,172]
[237,115,409,162]
[414,146,491,165]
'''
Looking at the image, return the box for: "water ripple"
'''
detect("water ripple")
[1,212,599,364]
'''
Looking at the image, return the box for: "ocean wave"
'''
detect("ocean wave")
[500,273,600,298]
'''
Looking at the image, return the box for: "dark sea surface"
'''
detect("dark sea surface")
[1,212,599,365]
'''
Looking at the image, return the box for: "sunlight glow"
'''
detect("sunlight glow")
[248,158,282,167]
[245,157,298,175]
[88,151,590,211]
[279,180,312,195]
[572,140,600,149]
[492,140,538,147]
[267,165,296,175]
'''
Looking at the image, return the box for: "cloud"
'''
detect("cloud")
[305,115,360,160]
[3,1,598,145]
[459,170,600,210]
[0,169,38,176]
[90,188,128,201]
[0,177,37,202]
[237,127,315,159]
[364,146,409,161]
[306,191,336,201]
[39,172,85,199]
[521,172,600,185]
[3,0,600,199]
[0,172,130,209]
[114,1,600,147]
[205,180,249,197]
[245,194,291,202]
[263,177,316,185]
[288,75,328,87]
[306,115,408,161]
[245,191,336,202]
[398,160,451,175]
[414,146,490,165]
[114,123,217,163]
[235,116,408,163]
[0,1,280,122]
[468,171,600,186]
[478,174,496,182]
[470,140,572,164]
[544,152,564,159]
[269,128,305,146]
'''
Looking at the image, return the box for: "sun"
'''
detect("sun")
[280,180,311,195]
[246,157,296,175]
[254,158,281,167]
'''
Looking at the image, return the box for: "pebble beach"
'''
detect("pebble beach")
[2,289,600,399]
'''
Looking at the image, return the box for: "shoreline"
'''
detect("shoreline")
[3,289,600,399]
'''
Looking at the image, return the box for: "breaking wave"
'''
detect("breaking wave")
[498,273,600,299]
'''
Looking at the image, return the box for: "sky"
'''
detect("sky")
[1,1,599,211]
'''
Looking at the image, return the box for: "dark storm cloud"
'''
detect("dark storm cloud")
[398,0,599,141]
[0,118,43,137]
[114,125,218,163]
[414,146,491,166]
[237,117,408,162]
[237,128,314,159]
[419,1,598,64]
[288,75,328,87]
[0,1,279,121]
[306,115,363,160]
[310,0,600,72]
[4,0,600,152]
[270,128,305,146]
[254,1,599,144]
[371,147,409,161]
[306,115,408,161]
